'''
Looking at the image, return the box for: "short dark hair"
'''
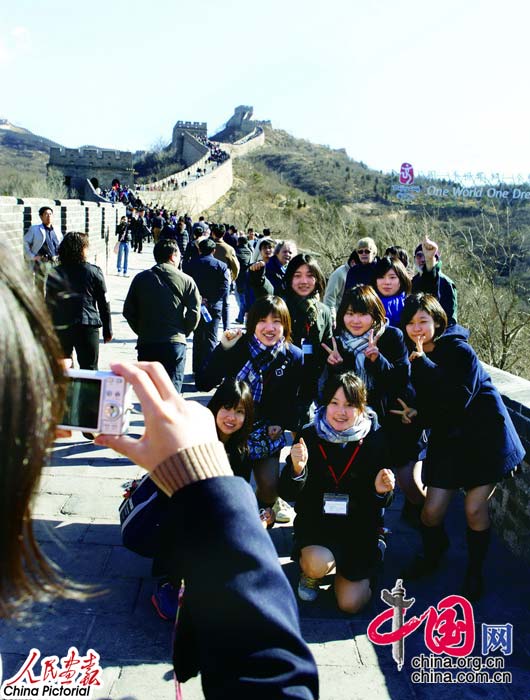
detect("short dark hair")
[58,232,89,265]
[258,238,275,251]
[374,256,412,295]
[321,371,367,411]
[199,238,216,255]
[336,285,386,334]
[384,246,409,269]
[154,239,180,264]
[246,295,292,343]
[39,206,53,217]
[400,293,448,342]
[284,253,326,297]
[207,378,254,456]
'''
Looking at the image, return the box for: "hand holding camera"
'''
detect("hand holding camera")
[94,361,218,471]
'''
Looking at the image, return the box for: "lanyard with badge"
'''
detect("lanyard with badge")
[318,440,363,516]
[301,322,313,364]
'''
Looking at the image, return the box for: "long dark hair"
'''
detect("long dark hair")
[207,379,254,456]
[284,253,326,298]
[374,256,412,295]
[58,231,89,265]
[0,248,68,616]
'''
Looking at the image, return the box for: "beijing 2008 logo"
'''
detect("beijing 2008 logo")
[392,163,421,200]
[367,579,513,684]
[399,162,414,185]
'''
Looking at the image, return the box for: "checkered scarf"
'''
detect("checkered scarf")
[237,335,286,403]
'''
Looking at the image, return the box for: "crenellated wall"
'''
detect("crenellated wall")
[0,196,125,270]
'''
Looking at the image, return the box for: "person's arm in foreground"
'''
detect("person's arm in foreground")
[95,362,318,700]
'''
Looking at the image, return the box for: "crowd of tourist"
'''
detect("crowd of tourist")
[109,211,525,613]
[14,205,525,697]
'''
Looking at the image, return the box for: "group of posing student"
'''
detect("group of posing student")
[190,233,525,614]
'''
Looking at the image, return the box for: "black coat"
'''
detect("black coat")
[410,324,525,487]
[279,422,392,545]
[164,476,319,697]
[185,254,230,310]
[198,335,305,431]
[46,262,112,338]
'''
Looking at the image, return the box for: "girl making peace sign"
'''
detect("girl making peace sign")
[397,293,525,599]
[323,285,420,472]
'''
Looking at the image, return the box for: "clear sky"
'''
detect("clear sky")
[1,0,529,181]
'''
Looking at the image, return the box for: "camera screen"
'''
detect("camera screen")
[62,377,102,429]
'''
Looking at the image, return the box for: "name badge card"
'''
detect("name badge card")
[323,493,349,516]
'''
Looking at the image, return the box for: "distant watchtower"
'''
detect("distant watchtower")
[49,147,134,199]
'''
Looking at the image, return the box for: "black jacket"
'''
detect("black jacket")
[163,476,319,697]
[123,263,201,345]
[198,335,305,431]
[46,262,112,338]
[185,254,230,310]
[279,422,392,544]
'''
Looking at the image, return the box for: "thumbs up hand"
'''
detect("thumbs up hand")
[291,437,308,475]
[375,468,395,494]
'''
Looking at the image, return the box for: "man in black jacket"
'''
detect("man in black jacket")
[185,238,230,380]
[123,240,201,391]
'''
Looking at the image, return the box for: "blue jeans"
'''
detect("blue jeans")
[137,341,187,392]
[117,242,130,273]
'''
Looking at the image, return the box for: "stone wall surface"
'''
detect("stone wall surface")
[220,127,265,157]
[140,160,233,215]
[0,196,125,267]
[484,364,530,561]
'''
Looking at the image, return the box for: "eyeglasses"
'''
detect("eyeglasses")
[357,248,372,255]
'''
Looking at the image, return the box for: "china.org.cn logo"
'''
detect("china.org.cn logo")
[0,647,102,698]
[367,579,513,684]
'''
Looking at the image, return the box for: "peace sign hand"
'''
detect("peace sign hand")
[389,398,418,425]
[409,335,425,362]
[364,329,380,363]
[322,337,343,366]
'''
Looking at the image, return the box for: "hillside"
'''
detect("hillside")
[0,119,61,178]
[247,127,391,204]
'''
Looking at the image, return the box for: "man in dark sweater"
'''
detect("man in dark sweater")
[123,240,201,391]
[185,238,230,380]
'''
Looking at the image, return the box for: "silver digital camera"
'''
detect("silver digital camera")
[58,369,133,435]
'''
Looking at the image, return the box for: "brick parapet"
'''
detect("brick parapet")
[0,197,125,268]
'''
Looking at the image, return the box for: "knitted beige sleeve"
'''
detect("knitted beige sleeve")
[149,441,233,497]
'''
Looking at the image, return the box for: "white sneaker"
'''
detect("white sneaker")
[298,573,321,602]
[273,498,294,523]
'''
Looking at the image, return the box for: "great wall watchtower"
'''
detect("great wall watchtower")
[171,121,209,168]
[48,146,134,199]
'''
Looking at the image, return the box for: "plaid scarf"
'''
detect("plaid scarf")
[237,335,286,403]
[338,329,373,391]
[338,321,387,392]
[314,404,377,443]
